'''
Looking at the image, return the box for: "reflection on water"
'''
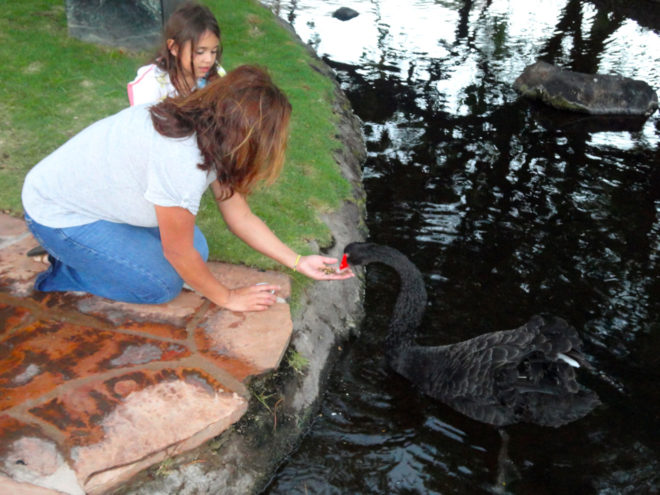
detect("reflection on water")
[261,0,660,493]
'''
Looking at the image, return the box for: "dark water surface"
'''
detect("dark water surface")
[261,1,660,493]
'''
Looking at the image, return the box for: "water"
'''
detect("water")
[260,1,660,493]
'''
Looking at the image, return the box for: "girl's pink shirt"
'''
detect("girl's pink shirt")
[126,64,176,106]
[126,63,227,106]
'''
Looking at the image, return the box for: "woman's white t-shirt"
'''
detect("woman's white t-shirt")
[22,105,216,228]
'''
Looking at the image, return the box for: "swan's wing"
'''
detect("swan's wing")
[412,316,590,402]
[406,338,528,402]
[422,329,539,400]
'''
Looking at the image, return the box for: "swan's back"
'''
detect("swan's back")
[344,242,601,427]
[397,315,600,426]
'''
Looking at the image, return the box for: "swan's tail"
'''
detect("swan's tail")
[526,315,594,375]
[506,315,601,426]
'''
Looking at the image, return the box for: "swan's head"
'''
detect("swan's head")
[344,242,379,266]
[343,242,408,267]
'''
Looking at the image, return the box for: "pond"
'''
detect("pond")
[260,1,660,493]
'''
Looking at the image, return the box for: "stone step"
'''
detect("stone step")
[0,213,293,494]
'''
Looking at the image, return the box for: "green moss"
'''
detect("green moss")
[538,89,589,112]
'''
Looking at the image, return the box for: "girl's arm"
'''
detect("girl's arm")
[212,182,353,280]
[155,204,278,311]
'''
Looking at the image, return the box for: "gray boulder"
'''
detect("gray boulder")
[514,61,658,116]
[65,0,185,50]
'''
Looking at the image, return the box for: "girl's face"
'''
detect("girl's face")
[169,29,220,81]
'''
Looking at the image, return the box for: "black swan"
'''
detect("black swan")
[343,242,601,427]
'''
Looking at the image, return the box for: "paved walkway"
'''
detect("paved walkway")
[0,213,293,495]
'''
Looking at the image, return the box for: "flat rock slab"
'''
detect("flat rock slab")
[514,60,658,116]
[0,213,293,494]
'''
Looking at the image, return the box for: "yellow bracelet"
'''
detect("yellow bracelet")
[292,254,302,272]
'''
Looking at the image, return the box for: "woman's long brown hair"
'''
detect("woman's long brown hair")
[150,65,292,198]
[154,1,222,96]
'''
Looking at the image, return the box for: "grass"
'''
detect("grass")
[0,1,140,211]
[0,0,352,307]
[285,348,309,375]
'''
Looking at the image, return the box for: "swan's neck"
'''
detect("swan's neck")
[383,253,427,355]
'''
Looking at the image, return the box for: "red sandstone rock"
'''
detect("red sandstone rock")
[0,213,293,494]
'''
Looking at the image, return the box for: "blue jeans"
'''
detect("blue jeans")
[24,213,209,304]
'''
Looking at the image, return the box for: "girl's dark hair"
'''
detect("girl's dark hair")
[154,1,222,96]
[150,65,292,199]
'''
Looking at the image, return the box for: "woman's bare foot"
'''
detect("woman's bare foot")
[34,254,49,265]
[26,245,49,265]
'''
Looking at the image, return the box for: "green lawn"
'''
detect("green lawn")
[0,0,352,304]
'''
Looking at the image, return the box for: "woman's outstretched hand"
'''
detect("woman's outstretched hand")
[295,255,354,280]
[222,283,281,312]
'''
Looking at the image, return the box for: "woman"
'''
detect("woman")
[23,65,352,312]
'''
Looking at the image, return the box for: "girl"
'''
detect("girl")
[23,65,353,312]
[127,1,226,106]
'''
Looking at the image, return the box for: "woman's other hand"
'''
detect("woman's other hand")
[223,283,281,312]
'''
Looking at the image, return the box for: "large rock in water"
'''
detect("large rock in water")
[514,61,658,116]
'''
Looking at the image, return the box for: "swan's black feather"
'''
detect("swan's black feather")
[344,242,600,427]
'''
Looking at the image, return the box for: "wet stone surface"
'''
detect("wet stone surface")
[0,213,293,495]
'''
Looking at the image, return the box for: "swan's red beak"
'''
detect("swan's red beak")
[339,253,349,271]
